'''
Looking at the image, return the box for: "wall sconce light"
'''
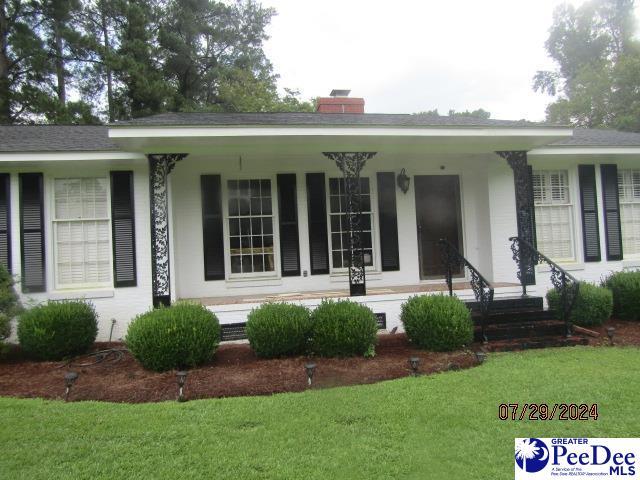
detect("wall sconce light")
[397,168,410,194]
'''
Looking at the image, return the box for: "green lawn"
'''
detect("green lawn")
[1,346,639,479]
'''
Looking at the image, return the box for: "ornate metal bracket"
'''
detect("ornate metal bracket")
[439,238,494,343]
[323,152,377,296]
[510,236,579,337]
[148,153,187,307]
[498,150,536,287]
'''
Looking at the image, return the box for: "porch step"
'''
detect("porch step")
[466,295,543,315]
[482,335,589,352]
[475,320,567,342]
[472,308,556,326]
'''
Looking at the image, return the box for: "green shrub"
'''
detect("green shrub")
[310,299,378,357]
[246,302,311,358]
[603,271,640,320]
[0,263,21,343]
[401,294,473,351]
[546,282,612,327]
[126,302,220,372]
[17,301,97,360]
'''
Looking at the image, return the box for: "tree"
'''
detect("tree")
[0,0,52,123]
[414,108,491,119]
[534,0,640,131]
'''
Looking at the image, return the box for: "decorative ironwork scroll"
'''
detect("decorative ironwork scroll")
[148,153,187,307]
[439,238,494,343]
[323,152,377,296]
[510,236,579,337]
[498,150,536,287]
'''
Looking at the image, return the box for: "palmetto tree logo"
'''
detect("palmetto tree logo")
[515,438,550,473]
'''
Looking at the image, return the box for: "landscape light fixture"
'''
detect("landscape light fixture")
[397,169,410,194]
[304,363,316,386]
[606,327,615,346]
[408,356,420,376]
[176,370,188,402]
[64,371,79,401]
[475,351,486,364]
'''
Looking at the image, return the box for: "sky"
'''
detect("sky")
[262,0,640,121]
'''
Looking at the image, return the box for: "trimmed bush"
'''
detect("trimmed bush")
[246,302,311,358]
[546,282,612,327]
[17,301,97,360]
[126,302,220,372]
[310,299,378,357]
[0,263,21,344]
[401,294,473,351]
[603,271,640,321]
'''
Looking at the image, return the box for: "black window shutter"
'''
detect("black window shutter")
[376,172,400,271]
[201,175,225,280]
[306,173,329,274]
[110,171,137,287]
[277,174,300,276]
[19,173,45,293]
[0,174,11,273]
[600,164,623,260]
[578,165,601,262]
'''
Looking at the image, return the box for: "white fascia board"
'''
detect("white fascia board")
[530,146,640,155]
[0,151,145,162]
[108,126,574,139]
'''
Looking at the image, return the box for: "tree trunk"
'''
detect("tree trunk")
[54,18,66,105]
[100,4,113,122]
[0,0,11,123]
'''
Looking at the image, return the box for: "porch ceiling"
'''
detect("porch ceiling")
[108,126,573,156]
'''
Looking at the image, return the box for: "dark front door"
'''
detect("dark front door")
[414,175,463,279]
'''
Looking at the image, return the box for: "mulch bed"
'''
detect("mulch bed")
[1,320,638,404]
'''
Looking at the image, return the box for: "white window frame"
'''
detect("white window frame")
[222,175,280,280]
[532,169,577,263]
[618,169,640,258]
[51,176,113,290]
[326,175,378,273]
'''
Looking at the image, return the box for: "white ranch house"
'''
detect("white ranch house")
[1,93,639,341]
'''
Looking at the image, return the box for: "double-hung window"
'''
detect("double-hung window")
[328,177,374,270]
[227,179,275,275]
[53,178,111,288]
[532,170,575,261]
[618,169,640,256]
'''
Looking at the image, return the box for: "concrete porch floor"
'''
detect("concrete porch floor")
[187,281,519,306]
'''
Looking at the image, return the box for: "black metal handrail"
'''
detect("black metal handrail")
[509,236,579,337]
[438,238,494,343]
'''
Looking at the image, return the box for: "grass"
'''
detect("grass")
[1,346,639,479]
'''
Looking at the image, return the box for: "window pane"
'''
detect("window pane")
[619,169,640,255]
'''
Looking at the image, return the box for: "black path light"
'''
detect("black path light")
[606,327,616,346]
[64,371,78,401]
[408,356,420,376]
[304,363,316,386]
[176,370,188,402]
[475,351,487,364]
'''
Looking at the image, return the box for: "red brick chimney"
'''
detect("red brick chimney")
[316,89,364,113]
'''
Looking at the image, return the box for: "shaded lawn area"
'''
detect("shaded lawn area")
[1,346,639,480]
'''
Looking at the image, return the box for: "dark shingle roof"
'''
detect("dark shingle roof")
[0,125,118,152]
[111,112,553,128]
[551,128,640,147]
